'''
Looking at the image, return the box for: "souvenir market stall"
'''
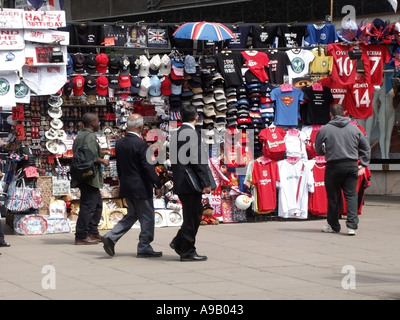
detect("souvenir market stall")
[1,7,397,234]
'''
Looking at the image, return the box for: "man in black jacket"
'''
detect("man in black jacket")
[101,113,163,258]
[169,105,211,261]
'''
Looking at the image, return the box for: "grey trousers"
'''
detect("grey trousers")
[105,197,155,254]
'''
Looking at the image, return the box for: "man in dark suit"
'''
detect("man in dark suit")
[169,105,212,261]
[101,113,163,258]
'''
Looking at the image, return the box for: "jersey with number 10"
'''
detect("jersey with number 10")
[327,43,356,86]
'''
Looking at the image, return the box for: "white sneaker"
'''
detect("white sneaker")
[347,228,357,236]
[321,225,338,233]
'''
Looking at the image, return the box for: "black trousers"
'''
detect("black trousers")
[75,183,103,240]
[0,218,5,244]
[325,161,359,232]
[172,193,203,257]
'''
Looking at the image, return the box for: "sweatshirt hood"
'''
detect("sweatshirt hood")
[330,116,350,128]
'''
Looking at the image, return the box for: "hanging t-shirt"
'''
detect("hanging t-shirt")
[215,51,245,87]
[251,158,280,212]
[309,47,333,76]
[241,50,270,82]
[0,71,19,108]
[304,24,338,46]
[286,49,315,84]
[301,84,334,125]
[277,24,309,48]
[258,126,287,161]
[346,74,374,120]
[14,80,31,104]
[251,25,279,48]
[277,159,314,219]
[266,50,291,85]
[284,128,308,160]
[327,43,357,86]
[66,24,103,54]
[360,44,391,87]
[22,65,67,96]
[270,85,304,126]
[225,25,252,49]
[308,162,327,215]
[301,124,323,160]
[319,76,348,109]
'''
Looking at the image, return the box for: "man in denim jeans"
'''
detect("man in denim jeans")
[315,104,371,236]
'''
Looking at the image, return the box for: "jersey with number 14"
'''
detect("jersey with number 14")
[346,75,374,119]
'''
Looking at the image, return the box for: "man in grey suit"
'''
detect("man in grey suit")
[101,113,163,258]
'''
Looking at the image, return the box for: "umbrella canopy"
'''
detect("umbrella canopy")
[173,21,235,42]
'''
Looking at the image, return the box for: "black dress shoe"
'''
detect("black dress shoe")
[100,236,115,257]
[169,242,181,255]
[180,253,208,261]
[137,251,163,258]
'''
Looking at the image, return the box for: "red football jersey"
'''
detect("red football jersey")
[308,163,327,215]
[345,75,374,119]
[251,159,280,212]
[319,76,349,115]
[258,126,287,161]
[361,44,391,86]
[327,43,356,86]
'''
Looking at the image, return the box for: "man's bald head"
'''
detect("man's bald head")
[126,113,144,131]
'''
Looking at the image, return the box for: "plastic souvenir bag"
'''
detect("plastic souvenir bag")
[6,179,32,213]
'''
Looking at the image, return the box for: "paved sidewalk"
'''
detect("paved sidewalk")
[0,195,399,301]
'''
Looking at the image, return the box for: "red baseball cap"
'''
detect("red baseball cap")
[96,53,109,74]
[118,74,131,88]
[96,75,109,96]
[73,75,85,96]
[160,76,172,96]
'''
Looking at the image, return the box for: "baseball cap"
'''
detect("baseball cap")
[138,55,150,77]
[184,55,196,74]
[159,54,171,76]
[118,74,131,88]
[66,53,73,75]
[85,53,97,74]
[73,75,85,95]
[149,54,161,75]
[160,76,172,96]
[108,75,120,89]
[108,54,119,74]
[119,55,131,75]
[63,76,74,97]
[245,69,260,84]
[203,95,216,104]
[130,55,141,76]
[84,75,97,95]
[96,53,109,74]
[171,83,182,95]
[96,75,108,96]
[139,76,151,97]
[203,104,217,117]
[170,65,184,80]
[148,75,161,96]
[130,76,141,94]
[72,53,85,73]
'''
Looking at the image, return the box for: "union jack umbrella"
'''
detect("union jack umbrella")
[173,21,235,41]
